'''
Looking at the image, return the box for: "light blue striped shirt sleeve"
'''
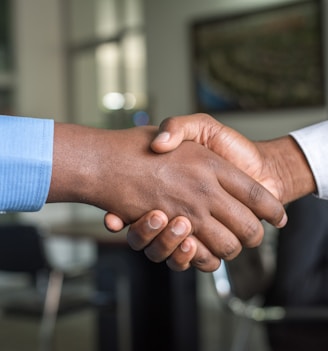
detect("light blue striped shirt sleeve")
[0,115,54,212]
[290,120,328,200]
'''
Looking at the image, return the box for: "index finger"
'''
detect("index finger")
[214,157,287,229]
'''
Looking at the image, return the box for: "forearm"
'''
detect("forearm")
[48,123,161,218]
[256,136,316,205]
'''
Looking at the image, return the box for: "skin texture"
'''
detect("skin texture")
[105,113,316,271]
[151,114,316,204]
[47,122,286,272]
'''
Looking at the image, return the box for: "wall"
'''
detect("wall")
[144,0,328,140]
[9,0,328,222]
[11,0,83,225]
[12,0,66,121]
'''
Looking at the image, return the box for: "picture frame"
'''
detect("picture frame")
[190,0,325,113]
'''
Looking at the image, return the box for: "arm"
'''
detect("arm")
[0,115,196,271]
[106,113,320,270]
[49,122,286,273]
[0,115,213,271]
[149,113,317,204]
[0,115,286,273]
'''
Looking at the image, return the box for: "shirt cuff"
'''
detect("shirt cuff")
[0,115,54,212]
[289,121,328,200]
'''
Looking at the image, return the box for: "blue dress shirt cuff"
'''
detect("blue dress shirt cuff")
[0,115,54,212]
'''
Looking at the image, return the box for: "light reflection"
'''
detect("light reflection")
[102,92,138,111]
[123,92,137,110]
[133,111,149,126]
[102,92,125,110]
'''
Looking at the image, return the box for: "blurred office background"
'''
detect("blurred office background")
[0,0,327,350]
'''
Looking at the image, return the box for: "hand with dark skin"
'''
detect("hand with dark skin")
[149,113,315,204]
[47,122,286,272]
[105,113,315,271]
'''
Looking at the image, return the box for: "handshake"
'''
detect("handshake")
[48,113,318,272]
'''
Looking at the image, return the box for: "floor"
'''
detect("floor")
[0,272,97,351]
[0,271,272,351]
[0,307,272,351]
[0,310,97,351]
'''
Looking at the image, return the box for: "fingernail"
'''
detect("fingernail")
[155,132,170,143]
[180,241,191,253]
[277,213,288,228]
[172,221,187,236]
[149,215,163,230]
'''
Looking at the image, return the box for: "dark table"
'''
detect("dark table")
[51,221,200,351]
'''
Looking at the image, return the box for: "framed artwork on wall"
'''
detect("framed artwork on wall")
[190,0,325,113]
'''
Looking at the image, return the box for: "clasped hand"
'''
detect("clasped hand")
[99,125,286,272]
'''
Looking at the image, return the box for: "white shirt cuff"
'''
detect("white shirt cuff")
[290,121,328,200]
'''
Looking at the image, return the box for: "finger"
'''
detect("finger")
[197,183,265,249]
[200,151,286,235]
[189,236,221,272]
[143,216,192,263]
[166,236,197,272]
[166,235,223,273]
[196,189,277,252]
[194,215,244,260]
[127,210,168,251]
[151,113,218,153]
[104,213,126,232]
[215,159,287,229]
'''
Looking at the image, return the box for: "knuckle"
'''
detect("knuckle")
[220,240,242,261]
[197,180,211,198]
[241,220,264,248]
[248,183,265,204]
[159,116,176,130]
[192,249,221,272]
[196,112,212,121]
[193,256,221,272]
[271,205,286,226]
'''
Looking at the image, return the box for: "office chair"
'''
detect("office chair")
[0,223,96,351]
[212,195,328,351]
[212,248,283,351]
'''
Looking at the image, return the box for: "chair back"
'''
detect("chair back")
[220,247,272,301]
[0,224,48,274]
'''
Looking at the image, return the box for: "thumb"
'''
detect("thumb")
[151,115,203,153]
[104,213,126,232]
[151,131,184,153]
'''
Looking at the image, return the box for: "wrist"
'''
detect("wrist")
[256,136,316,204]
[47,123,103,205]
